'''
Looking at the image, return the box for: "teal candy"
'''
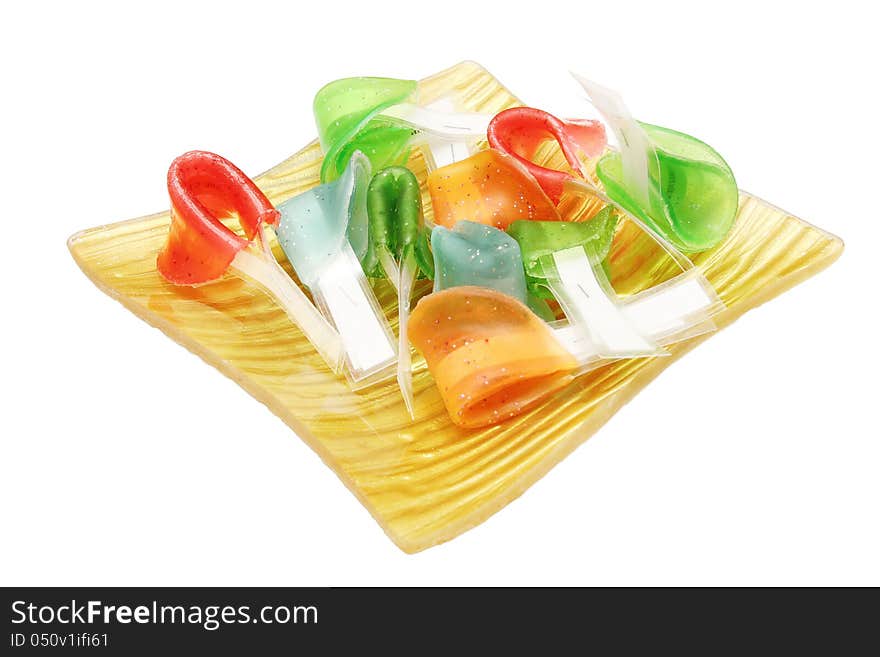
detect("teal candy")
[275,152,371,286]
[431,221,528,303]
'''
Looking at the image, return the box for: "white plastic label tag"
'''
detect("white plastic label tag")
[550,246,658,357]
[553,270,718,363]
[381,98,490,171]
[623,272,717,338]
[426,139,472,170]
[573,74,653,209]
[314,247,396,376]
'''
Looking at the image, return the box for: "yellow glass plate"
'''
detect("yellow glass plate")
[68,62,843,553]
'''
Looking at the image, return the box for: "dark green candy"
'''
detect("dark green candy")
[365,166,424,277]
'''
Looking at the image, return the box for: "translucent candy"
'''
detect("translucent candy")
[509,205,726,364]
[314,77,418,183]
[276,153,369,285]
[159,150,280,285]
[365,166,423,279]
[573,75,738,252]
[596,124,738,252]
[366,166,426,416]
[408,286,578,428]
[510,206,660,359]
[431,220,527,303]
[487,107,606,203]
[275,152,396,385]
[427,149,561,231]
[507,206,618,287]
[157,151,343,372]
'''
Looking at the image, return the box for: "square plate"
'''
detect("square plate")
[69,61,843,552]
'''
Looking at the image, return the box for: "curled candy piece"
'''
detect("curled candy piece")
[431,221,527,303]
[157,151,343,372]
[408,286,578,429]
[597,123,738,252]
[487,107,607,204]
[574,74,737,252]
[432,221,555,321]
[315,76,494,184]
[314,77,418,183]
[427,149,561,231]
[508,206,618,292]
[276,153,371,287]
[159,150,279,285]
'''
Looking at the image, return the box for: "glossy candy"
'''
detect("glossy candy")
[427,149,561,231]
[431,221,527,302]
[408,286,578,428]
[366,166,426,415]
[508,196,723,366]
[487,107,606,204]
[366,167,433,283]
[413,228,434,279]
[277,153,371,286]
[365,166,423,279]
[157,151,343,371]
[159,150,280,285]
[574,75,738,252]
[276,152,397,384]
[315,78,493,185]
[431,220,554,320]
[509,205,659,359]
[596,124,738,252]
[508,205,618,292]
[314,77,418,184]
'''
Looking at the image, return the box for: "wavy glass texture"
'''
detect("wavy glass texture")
[69,62,843,553]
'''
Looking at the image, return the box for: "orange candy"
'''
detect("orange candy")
[427,149,561,231]
[408,286,577,428]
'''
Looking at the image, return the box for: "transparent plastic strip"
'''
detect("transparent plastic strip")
[553,269,719,364]
[396,253,418,418]
[310,245,397,383]
[382,98,490,171]
[548,246,660,358]
[379,102,493,139]
[571,73,654,209]
[230,247,344,373]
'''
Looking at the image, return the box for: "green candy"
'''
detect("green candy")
[508,206,619,297]
[413,227,434,280]
[314,77,417,184]
[365,166,424,278]
[596,123,737,253]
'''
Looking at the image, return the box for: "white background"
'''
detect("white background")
[1,1,877,586]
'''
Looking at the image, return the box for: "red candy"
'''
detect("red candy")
[487,107,606,204]
[158,151,279,285]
